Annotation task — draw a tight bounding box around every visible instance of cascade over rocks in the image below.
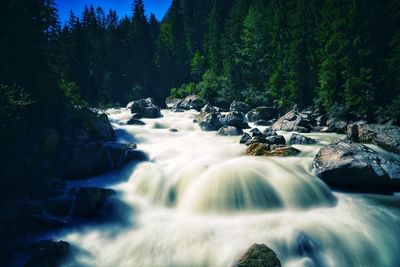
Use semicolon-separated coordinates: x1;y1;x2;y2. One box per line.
230;100;251;113
130;98;161;118
289;133;318;145
232;244;281;267
271;110;314;132
312;140;400;193
347;123;400;153
246;106;278;122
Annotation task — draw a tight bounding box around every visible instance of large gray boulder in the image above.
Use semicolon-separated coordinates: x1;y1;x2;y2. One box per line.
197;112;222;131
271;110;313;132
230;100;251;113
219;111;250;129
312;140;400;193
289;133;318;145
180;95;205;111
246;106;278;122
347;123;400;154
217;126;243;136
130;98;161;118
231;244;281;267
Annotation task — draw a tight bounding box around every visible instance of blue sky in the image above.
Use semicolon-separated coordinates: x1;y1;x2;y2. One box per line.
56;0;172;24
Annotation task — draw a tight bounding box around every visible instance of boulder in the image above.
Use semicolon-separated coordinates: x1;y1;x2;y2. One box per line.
266;135;286;145
72;187;116;217
232;244;281;267
240;133;251;144
127;118;145;125
325;118;347;133
249;128;265;137
201;104;221;113
247;143;300;157
263;128;278;137
217;126;243;136
219;111;250;129
246;106;278;122
347;123;400;154
131;113;142;119
130;98;161;118
165;97;182;110
197;112;222;131
245;136;269;146
230;100;251;113
180;95;205;111
254;119;271;126
25;240;72;267
271;110;313;132
312;140;400;193
289;133;318;145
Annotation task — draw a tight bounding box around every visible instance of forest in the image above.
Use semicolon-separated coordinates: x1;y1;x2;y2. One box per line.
2;1;400;266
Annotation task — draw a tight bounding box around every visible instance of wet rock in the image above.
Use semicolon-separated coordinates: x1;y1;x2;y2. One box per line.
325;118;347;134
272;110;313;132
263;128;278;137
246;106;278;122
312;140;400;193
240;133;251;144
131;113;142;119
219;111;250;129
217;126;244;136
266;135;286;145
180;95;205;111
198;112;222;131
230;100;251;113
289;133;318;145
201;104;221;113
165;97;182;110
127;117;145;125
43;198;73;217
130;98;161;118
249;128;265;137
347;123;400;154
25;240;72;267
254;119;271;126
245;136;269;146
247;143;300;157
72;187;116;217
316;114;328;127
169;128;179;132
103;142;141;168
232;243;281;267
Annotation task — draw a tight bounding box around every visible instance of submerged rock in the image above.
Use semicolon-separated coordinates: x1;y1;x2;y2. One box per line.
289;133;318;145
347;123;400;154
25;240;72;267
312;140;400;193
271;110;313;132
130;98;161;118
240;133;251;144
217;126;243;136
254;119;271;126
232;244;281;267
127;117;145;125
247;143;300;157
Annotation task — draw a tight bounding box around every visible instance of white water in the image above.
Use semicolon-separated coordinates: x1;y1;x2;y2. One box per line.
58;109;400;267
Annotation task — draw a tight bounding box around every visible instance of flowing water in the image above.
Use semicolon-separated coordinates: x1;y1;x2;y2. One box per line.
55;109;399;267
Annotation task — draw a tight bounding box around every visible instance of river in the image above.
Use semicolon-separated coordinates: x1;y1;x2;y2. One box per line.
53;109;400;267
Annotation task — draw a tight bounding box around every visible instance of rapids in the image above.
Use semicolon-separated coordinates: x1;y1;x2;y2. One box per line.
55;109;400;267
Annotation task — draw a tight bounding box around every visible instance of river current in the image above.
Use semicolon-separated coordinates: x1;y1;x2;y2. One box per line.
54;109;400;267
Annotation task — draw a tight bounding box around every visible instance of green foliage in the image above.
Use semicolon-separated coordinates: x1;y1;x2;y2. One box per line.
60;79;87;107
197;70;230;102
191;50;206;82
170;83;198;99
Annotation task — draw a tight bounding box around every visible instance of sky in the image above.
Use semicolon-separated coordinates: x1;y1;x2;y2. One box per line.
56;0;172;24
